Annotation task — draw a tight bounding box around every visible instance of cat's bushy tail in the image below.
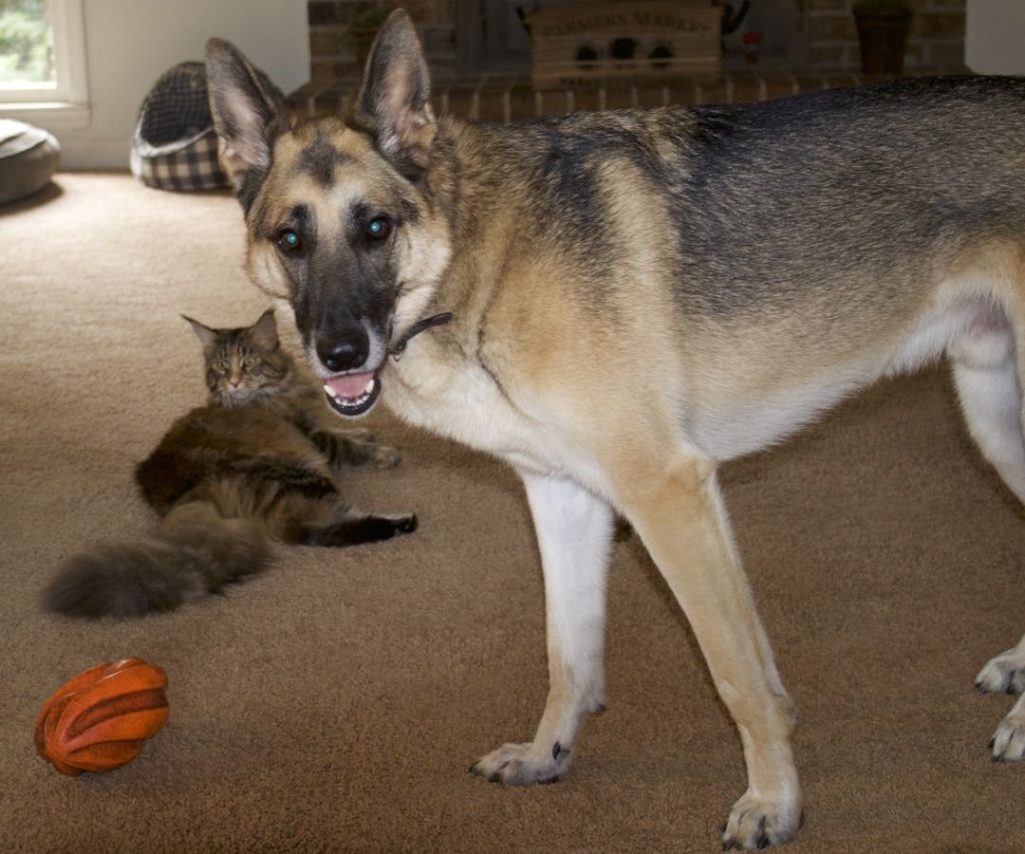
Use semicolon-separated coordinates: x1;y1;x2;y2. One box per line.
43;501;271;618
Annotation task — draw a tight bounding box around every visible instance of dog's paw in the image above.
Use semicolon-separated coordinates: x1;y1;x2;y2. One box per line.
976;651;1025;695
990;717;1025;762
721;790;802;850
990;699;1025;762
470;741;571;785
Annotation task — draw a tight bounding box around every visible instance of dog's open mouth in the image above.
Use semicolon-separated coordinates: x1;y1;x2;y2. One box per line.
324;371;381;417
319;312;452;419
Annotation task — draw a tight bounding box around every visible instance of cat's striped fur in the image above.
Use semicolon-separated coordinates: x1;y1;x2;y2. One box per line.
44;309;414;618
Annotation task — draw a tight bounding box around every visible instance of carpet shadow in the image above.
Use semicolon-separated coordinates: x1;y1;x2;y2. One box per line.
0;180;63;217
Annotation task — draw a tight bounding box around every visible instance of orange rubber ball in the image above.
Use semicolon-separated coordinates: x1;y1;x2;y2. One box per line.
35;657;169;775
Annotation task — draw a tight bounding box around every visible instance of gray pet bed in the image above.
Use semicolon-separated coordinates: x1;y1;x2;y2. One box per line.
0;119;60;205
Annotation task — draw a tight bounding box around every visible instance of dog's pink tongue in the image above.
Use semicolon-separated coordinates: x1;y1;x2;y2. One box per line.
325;372;374;399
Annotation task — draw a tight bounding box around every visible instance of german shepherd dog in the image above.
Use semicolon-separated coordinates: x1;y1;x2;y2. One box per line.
206;11;1025;847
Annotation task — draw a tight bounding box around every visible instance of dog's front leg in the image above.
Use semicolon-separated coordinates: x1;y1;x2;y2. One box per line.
620;454;801;849
471;470;613;785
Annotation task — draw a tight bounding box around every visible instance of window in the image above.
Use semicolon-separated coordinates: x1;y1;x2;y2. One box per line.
0;0;88;126
0;0;54;88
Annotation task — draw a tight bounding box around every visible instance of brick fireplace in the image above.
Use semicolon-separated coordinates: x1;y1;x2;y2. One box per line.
294;0;966;119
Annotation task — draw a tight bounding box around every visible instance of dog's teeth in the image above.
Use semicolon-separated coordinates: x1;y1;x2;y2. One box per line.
366;378;375;395
324;384;339;400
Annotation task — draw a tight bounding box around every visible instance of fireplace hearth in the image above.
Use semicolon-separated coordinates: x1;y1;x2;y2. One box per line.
295;0;966;120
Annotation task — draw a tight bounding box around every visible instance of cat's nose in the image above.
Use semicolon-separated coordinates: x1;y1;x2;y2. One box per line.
317;329;369;373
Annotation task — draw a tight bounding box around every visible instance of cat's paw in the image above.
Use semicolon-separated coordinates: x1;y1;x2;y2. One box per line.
370;444;402;468
347;427;375;439
392;514;417;534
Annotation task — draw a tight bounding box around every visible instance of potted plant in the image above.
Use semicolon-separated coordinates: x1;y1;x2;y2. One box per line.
349;1;395;72
852;0;914;76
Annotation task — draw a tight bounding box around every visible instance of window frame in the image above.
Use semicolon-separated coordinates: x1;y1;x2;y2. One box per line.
0;0;89;128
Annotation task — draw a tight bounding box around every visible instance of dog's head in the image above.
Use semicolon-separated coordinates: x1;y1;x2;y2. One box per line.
206;11;450;417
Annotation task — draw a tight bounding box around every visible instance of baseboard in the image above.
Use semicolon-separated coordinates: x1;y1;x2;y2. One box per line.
57;138;132;170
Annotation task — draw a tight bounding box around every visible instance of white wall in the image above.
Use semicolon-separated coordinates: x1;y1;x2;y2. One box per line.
966;0;1025;75
57;0;309;169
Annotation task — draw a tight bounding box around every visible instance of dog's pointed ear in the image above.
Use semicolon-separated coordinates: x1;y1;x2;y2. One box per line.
205;38;288;197
356;10;436;179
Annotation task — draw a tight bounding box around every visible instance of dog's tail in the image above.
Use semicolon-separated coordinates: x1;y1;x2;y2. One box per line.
43;500;271;618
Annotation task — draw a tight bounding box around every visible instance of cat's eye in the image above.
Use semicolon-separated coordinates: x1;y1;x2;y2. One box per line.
242;356;257;368
276;228;303;254
366;216;392;242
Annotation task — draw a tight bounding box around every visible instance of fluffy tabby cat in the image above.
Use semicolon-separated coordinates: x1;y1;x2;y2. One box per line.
45;309;416;618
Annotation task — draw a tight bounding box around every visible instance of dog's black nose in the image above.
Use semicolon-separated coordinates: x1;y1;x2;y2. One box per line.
317;330;369;372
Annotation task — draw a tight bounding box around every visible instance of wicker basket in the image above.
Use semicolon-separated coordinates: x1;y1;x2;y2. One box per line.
130;60;282;192
130;62;228;191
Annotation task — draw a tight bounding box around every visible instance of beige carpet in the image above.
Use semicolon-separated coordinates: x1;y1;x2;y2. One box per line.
2;173;1025;852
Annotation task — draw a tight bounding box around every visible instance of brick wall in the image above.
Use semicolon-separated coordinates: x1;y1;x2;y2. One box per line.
307;1;457;82
807;0;965;71
305;1;966;86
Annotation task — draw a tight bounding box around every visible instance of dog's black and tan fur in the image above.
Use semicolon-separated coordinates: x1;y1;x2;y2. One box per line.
206;12;1025;847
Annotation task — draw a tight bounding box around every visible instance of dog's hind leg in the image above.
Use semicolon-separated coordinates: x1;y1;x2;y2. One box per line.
952;285;1025;759
949;304;1025;502
471;471;613;785
618;453;800;850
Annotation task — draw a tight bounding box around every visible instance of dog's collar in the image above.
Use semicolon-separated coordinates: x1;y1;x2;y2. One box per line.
389;311;453;361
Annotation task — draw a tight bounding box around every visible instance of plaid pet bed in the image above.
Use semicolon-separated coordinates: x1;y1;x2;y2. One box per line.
130;61;229;191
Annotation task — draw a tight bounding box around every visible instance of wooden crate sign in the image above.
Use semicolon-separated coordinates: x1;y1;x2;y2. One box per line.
527;2;722;88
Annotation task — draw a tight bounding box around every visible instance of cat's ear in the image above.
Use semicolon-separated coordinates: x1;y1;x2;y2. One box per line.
250;308;279;350
183;315;218;351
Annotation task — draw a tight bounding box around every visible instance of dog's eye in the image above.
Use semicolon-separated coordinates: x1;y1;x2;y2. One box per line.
276;229;303;254
366;216;392;241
